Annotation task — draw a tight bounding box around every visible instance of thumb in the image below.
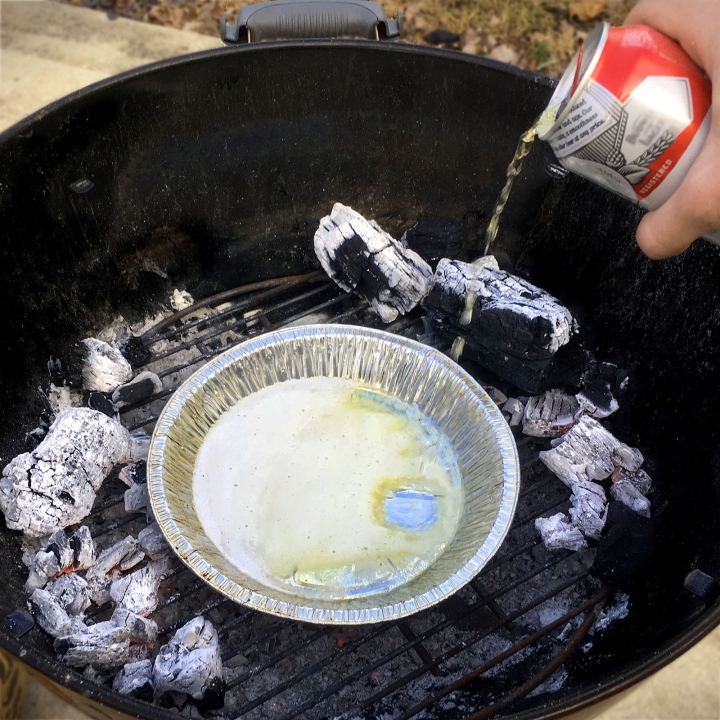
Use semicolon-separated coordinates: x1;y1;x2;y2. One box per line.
635;131;720;259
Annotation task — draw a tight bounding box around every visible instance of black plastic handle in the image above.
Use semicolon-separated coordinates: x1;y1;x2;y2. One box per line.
220;0;403;43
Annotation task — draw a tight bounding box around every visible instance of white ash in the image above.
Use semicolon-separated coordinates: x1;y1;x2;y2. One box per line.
112;606;158;645
81;338;133;394
138;523;170;560
55;620;131;671
314;203;434;323
568;481;607;540
523;390;580;438
110;557;168;616
539;416;621;488
45;574;90;616
422;258;577;393
70;526;96;570
502;397;525;427
153;616;223;701
534;513;587;551
611;480;651;517
171;289;194;311
48;384;83;416
576;390;619;419
119;549;146;572
612;444;644;472
612;466;652;495
592;593;630;633
125;482;150;514
528;667;569;698
31;588;77;638
113;659;154;699
87;570;122;607
0;408;132;536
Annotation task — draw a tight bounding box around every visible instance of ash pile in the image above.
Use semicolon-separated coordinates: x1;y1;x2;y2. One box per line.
0;201;652;716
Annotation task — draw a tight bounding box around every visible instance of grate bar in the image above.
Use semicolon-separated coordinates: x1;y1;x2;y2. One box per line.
394;588;607;720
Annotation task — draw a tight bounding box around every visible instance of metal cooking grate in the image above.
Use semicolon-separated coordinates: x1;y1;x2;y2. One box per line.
83;272;607;720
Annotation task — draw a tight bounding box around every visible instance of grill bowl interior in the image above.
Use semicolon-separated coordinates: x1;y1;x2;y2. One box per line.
148;325;520;624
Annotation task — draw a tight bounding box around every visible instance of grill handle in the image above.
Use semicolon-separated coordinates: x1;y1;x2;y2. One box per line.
220;0;403;43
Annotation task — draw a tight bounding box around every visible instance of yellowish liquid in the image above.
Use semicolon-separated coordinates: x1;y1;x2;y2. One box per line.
193;377;463;599
451;108;556;363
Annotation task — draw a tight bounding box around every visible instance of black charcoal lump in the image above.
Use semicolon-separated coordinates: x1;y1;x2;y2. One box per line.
314;203;434;323
0;408;132;536
154;617;223;703
422;257;578;393
112;372;163;408
400;217;467;268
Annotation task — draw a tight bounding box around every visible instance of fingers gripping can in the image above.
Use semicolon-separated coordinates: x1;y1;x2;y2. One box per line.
537;23;712;212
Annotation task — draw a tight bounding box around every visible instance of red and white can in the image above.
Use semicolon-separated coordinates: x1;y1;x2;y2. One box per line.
537;22;712;212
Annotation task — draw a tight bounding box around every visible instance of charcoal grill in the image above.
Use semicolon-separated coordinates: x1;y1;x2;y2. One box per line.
0;37;719;720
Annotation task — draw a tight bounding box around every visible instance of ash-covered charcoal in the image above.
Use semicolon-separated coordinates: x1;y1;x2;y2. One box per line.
522;390;580;438
81;338;133;393
502;397;525;427
110;558;168;616
47;383;83;416
127;644;149;663
578;360;625;419
25;529;76;593
25;549;61;593
46;574;90;616
576;388;619;419
125;483;150;514
0;408;132;536
612;444;644;472
86;536;140;605
314;203;434;323
154;616;223;703
113;659;154;700
610;479;651;517
31;588;76;638
55;620;131;671
535;513;587;551
112;372;163;408
400;217;467;267
112;607;158;645
612;466;652;495
539;416;621;488
568;481;607;540
422;258;578;393
138;523;170;560
70;526;96;570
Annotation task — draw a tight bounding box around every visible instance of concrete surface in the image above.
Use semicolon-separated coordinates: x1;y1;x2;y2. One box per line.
0;2;719;719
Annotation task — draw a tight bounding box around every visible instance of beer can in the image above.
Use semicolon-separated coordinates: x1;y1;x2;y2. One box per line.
537;22;712;213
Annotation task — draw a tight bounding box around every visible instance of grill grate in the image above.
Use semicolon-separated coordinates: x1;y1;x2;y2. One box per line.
81;272;606;720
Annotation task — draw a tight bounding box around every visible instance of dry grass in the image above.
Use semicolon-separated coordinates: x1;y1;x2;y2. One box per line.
67;0;637;77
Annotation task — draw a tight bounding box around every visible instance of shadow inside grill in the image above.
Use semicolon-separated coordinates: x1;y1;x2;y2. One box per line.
81;271;607;720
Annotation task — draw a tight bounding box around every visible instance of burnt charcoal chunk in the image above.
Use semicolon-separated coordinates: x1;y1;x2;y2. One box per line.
120;460;147;486
88;392;117;417
314;204;434;323
113;377;155;406
423;258;578;393
401;217;467;267
81;339;132;393
118;336;152;368
113;659;154;700
55;620;130;671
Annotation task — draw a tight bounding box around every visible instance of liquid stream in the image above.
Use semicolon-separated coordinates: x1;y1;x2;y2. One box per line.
450;109;555;363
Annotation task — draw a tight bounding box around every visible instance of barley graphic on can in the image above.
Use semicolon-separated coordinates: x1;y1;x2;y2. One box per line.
537;22;713;212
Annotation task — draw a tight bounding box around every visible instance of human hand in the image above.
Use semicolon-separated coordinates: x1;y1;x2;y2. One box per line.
624;0;720;258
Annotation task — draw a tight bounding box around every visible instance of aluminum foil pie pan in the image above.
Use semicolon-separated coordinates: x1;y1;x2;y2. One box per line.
148;325;520;624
